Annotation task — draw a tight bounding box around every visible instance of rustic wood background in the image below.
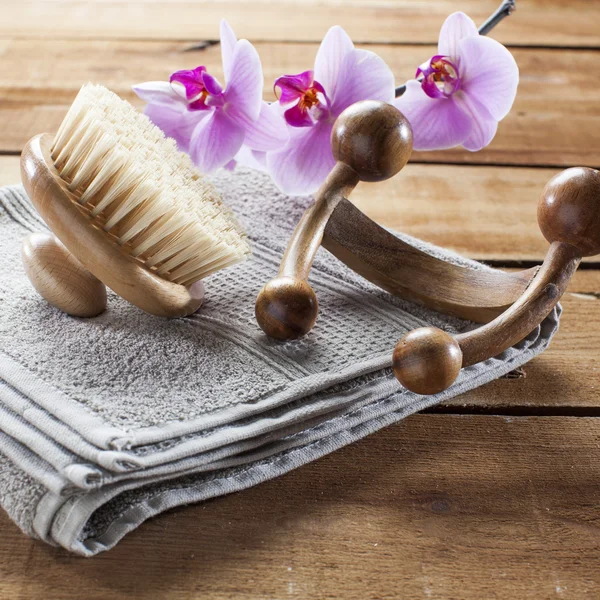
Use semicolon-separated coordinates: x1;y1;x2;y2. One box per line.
1;1;599;598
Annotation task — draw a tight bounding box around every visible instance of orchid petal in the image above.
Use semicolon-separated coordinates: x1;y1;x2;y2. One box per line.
314;26;355;104
189;110;245;173
416;56;437;79
144;103;206;153
205;96;225;109
235;146;269;172
224;39;263;121
438;12;479;58
202;71;224;96
229;102;289;151
266;121;336;195
421;74;447;99
132;81;182;105
169;66;207;100
188;97;210;111
418;56;461;98
284;103;314;127
457;35;519;121
453;92;498;151
330;48;395;115
220;19;238;81
394;80;472;151
274;70;314;104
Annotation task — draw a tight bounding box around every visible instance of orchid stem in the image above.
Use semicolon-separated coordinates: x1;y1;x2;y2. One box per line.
478;0;516;35
394;0;516;98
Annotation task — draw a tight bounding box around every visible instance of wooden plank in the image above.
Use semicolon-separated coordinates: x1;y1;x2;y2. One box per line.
353;164;552;261
0;156;20;183
1;156;599;410
1;414;600;599
0;39;598;168
2;0;599;48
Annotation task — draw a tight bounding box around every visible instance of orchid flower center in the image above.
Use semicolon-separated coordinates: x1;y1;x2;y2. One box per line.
170;66;225;111
417;55;461;99
298;86;321;112
274;70;331;128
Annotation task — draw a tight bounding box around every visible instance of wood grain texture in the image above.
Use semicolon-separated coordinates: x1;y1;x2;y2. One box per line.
2;0;599;47
331;100;413;183
0;39;599;168
393;327;463;395
1;414;600;599
394;239;585;395
21;232;107;317
538;167;600;256
323;199;539;323
352;166;570;262
456;243;580;367
255;275;319;340
443;163;600;382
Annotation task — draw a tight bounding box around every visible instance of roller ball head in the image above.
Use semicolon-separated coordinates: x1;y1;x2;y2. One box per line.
392;327;463;395
331;100;413;182
255;276;319;341
538;166;600;257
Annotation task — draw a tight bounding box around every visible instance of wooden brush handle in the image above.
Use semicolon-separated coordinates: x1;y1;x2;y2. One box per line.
393;167;600;395
20;134;204;318
256;100;413;340
22;232;107;317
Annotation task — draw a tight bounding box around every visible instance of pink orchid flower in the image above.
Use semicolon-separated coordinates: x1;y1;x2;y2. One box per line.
133;20;288;173
394;12;518;152
266;26;395;195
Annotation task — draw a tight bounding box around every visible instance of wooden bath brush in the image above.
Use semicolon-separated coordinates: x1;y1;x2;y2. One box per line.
256;100;600;395
21;84;250;318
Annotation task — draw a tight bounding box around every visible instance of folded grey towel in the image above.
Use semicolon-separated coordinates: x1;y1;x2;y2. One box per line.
0;169;559;555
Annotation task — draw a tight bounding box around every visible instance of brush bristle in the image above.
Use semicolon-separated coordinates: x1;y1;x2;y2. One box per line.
50;83;250;286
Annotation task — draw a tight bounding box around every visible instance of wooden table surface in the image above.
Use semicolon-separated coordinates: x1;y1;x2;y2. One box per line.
1;1;600;598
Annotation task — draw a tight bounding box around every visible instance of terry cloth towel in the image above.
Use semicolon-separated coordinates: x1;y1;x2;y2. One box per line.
0;168;560;556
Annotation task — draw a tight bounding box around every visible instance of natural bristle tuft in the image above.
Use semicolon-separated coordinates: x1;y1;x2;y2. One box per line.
50;83;250;286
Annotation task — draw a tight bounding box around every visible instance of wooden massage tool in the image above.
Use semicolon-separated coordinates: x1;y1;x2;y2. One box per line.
255;100;600;395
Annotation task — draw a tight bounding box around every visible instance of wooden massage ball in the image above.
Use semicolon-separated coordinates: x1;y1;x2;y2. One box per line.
537;167;600;257
256;101;413;340
255;276;319;341
392;327;463;396
330;99;413;182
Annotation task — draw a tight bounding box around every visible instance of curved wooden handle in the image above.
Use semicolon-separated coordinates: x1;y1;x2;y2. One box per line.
393;167;600;395
20;134;205;318
322;199;539;324
256;100;413;340
22;232;107;317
